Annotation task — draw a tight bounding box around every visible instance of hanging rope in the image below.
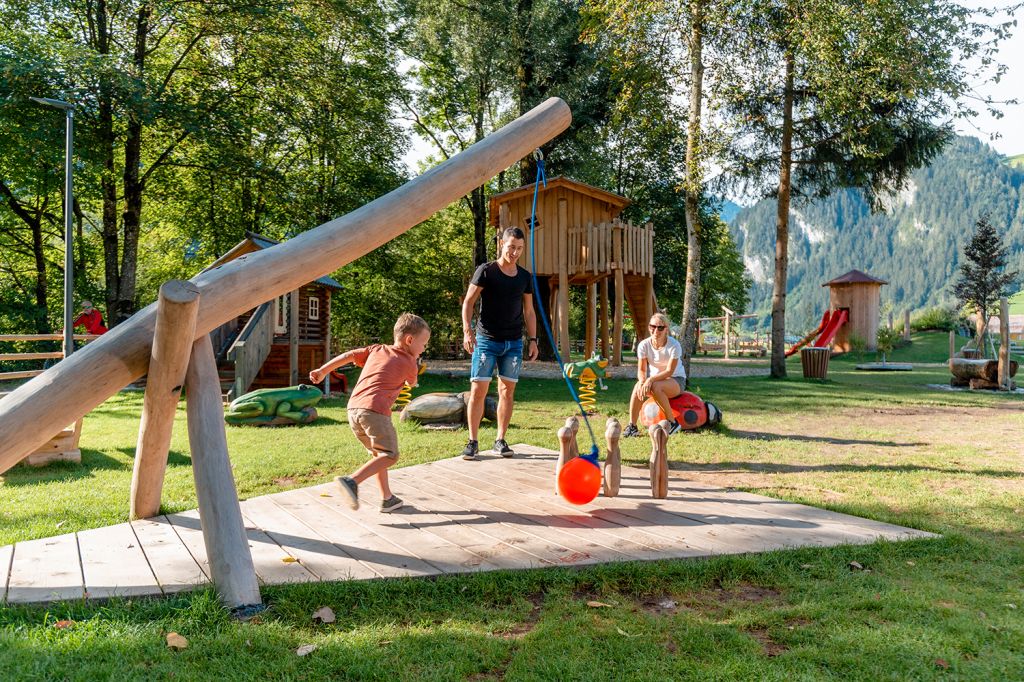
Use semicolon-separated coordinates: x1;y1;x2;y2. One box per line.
527;150;600;462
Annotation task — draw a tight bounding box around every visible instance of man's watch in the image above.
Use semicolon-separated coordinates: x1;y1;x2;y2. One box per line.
527;337;538;343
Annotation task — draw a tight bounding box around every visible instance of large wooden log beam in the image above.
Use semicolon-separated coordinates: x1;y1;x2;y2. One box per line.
949;357;1018;383
186;335;262;609
130;281;201;520
0;98;572;474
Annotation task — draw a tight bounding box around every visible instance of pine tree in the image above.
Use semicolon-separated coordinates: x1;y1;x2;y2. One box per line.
952;217;1019;350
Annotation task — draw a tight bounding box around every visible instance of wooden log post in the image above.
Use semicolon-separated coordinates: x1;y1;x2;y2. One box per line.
130;281;201;520
185;335;262;610
0;97;572;474
289;289;300;386
949;330;955;363
585;283;597;358
603;417;621;497
557;199;571;360
612;222;624;366
599;278;610;359
555;416;580;494
648;420;668;499
999;297;1010;391
903;310;911;342
723;308;732;360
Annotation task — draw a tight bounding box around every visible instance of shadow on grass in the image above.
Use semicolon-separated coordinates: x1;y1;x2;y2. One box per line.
1;449;126;486
724;429;927;447
668;460;1024;479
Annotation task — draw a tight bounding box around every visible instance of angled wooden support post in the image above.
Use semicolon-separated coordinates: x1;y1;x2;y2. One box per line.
603;417;621;497
186;335;262;610
130;280;201;520
648;420;668;499
555;416;580;494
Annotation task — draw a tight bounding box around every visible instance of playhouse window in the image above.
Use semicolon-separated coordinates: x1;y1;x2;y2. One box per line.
308;296;319;320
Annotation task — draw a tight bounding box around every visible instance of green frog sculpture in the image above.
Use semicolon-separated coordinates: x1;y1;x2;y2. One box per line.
224;384;323;426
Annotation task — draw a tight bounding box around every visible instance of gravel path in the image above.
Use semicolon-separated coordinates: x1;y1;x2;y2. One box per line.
423;358;770;380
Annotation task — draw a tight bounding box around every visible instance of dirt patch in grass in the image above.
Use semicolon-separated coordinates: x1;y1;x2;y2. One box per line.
747;628;788;657
492;592;544;640
645;583;782;619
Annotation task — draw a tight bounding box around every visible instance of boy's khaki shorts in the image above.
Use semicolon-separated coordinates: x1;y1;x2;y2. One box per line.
347;408;399;459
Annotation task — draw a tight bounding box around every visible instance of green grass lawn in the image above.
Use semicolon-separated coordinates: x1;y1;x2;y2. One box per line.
2;348;1023;680
1010;290;1024;316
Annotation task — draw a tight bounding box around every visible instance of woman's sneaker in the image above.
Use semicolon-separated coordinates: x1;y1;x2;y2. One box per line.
622;422;641;438
380;495;404;513
493;438;514;458
335;476;359;510
666;420;683;436
461;439;479;461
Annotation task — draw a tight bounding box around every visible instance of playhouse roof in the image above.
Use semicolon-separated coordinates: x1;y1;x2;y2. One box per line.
488;176;630;226
209;232;343;290
822;269;888;287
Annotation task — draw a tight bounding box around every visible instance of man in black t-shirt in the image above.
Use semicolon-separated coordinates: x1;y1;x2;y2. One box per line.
459;227;539;460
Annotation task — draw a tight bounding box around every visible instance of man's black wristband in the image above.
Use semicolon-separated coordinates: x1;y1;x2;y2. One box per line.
527;337;538;343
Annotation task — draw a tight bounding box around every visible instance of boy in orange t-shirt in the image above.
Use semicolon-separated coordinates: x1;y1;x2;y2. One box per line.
310;313;429;513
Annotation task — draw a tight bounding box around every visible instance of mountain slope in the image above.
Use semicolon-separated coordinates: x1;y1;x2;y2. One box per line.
730;136;1024;333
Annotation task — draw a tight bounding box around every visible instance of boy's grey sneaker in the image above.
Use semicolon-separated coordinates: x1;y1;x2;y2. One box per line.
666;420;683;436
380;495;404;513
493;438;514;458
622;423;641;438
461;439;479;461
335;475;359;510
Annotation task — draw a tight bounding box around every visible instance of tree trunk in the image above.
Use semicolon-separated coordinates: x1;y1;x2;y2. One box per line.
96;0;121;325
679;1;705;376
516;0;537;185
115;3;152;325
471;95;488;266
29;212;49;334
770;50;795;379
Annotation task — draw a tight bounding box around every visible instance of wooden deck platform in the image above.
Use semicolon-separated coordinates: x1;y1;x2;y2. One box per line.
0;445;937;604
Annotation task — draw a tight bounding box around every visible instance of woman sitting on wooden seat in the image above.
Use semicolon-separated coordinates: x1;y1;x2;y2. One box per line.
622;312;687;437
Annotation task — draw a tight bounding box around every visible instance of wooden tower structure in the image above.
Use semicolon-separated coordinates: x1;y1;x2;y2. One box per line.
823;269;887;352
489;177;656;365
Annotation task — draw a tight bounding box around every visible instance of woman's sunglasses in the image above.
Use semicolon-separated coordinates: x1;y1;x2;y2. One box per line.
649;324;666;331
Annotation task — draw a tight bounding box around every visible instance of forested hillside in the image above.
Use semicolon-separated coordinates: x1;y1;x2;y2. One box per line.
730;136;1024;333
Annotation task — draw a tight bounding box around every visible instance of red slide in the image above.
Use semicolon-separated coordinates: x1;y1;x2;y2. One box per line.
813;308;848;347
785;310;831;357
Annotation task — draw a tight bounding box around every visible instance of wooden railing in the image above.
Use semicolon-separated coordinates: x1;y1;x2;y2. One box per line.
226;302;274;401
0;334;101;381
566;219;654;278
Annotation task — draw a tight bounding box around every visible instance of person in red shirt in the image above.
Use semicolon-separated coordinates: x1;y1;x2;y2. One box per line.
72;300;108;335
309;313;430;513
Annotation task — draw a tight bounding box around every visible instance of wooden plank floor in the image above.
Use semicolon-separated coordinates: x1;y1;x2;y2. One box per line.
0;445;937;605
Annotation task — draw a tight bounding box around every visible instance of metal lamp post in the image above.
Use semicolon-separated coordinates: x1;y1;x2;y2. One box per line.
30;97;76;358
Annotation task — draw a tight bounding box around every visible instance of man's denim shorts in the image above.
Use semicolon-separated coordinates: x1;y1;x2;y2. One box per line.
470;336;523;382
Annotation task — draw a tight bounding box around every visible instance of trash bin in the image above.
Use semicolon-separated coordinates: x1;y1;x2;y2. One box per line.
800;347;831;379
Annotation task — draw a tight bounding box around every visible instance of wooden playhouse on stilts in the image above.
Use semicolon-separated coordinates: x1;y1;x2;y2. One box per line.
489;177;656;365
